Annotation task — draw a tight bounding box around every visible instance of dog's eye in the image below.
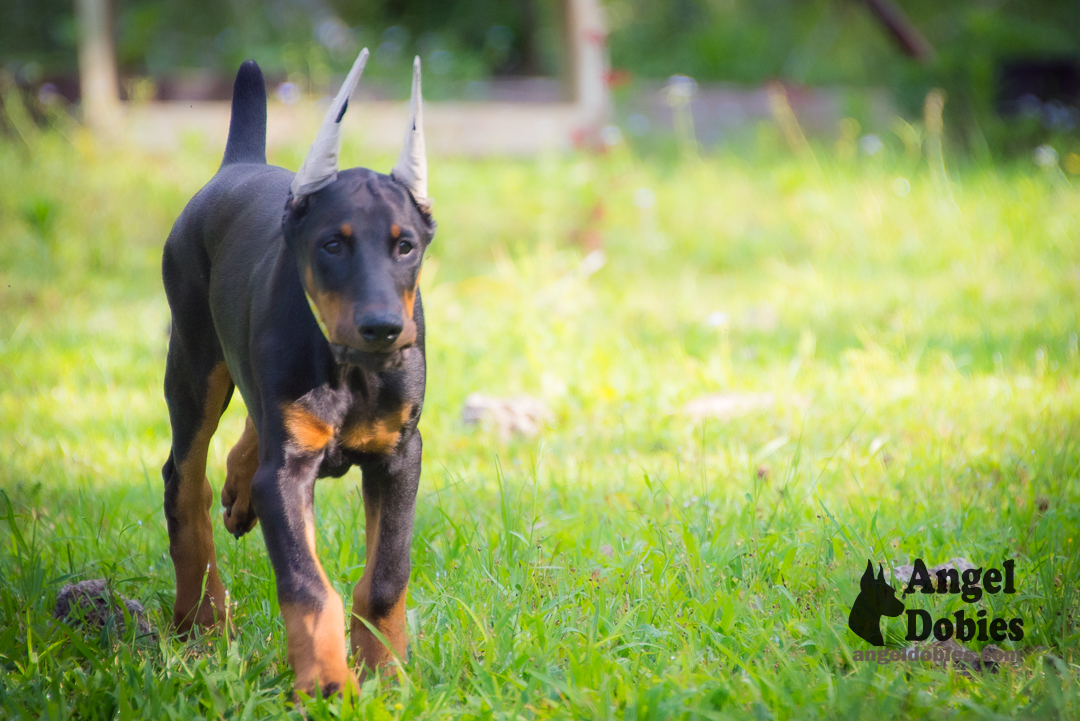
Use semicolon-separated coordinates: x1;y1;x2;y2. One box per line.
323;240;343;255
397;240;414;256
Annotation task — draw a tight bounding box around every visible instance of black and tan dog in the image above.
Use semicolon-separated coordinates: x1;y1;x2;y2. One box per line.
160;49;433;696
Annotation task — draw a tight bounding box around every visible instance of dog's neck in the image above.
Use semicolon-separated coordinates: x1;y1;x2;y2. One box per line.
337;362;375;396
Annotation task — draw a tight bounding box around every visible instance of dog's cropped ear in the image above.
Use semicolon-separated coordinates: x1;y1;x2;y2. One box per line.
290;48;369;200
860;559;875;590
391;57;431;215
877;564;887;584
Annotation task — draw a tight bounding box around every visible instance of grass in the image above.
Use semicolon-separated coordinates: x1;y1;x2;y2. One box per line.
1;114;1079;719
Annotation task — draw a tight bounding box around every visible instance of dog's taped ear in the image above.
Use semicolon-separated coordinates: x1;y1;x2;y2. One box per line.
290;48;370;200
391;57;431;214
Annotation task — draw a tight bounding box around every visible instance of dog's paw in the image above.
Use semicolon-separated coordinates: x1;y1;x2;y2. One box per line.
221;485;258;538
173;595;224;637
292;671;360;703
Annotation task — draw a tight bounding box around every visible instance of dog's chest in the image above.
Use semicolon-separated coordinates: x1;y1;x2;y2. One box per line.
284;380;415;474
312;402;413;477
336;403;413;455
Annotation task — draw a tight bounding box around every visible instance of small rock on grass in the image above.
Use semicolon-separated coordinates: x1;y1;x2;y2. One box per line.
682;393;775;421
935;639;1047;675
887;639;1047;676
462;393;551;439
927;639;988;674
891;557;976;586
54;579;154;638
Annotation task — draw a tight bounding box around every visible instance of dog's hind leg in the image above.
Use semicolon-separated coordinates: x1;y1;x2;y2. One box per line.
222;415;259;538
162;268;233;634
350;430;421;676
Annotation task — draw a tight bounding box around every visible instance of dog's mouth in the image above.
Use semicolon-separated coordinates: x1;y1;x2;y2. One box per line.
331;343;412;372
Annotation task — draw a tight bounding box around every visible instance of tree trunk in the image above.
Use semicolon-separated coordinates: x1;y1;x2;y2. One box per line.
75;0;121;131
564;0;610;136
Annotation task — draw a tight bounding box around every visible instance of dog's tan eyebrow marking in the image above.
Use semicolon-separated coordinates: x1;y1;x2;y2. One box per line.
390;224;401;239
340;223;353;237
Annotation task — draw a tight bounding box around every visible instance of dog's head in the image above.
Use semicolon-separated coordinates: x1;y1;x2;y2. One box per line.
859;559;905;618
283;50;435;372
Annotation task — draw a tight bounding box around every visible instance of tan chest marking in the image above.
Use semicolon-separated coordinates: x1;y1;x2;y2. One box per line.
340;404;413;454
282;403;334;453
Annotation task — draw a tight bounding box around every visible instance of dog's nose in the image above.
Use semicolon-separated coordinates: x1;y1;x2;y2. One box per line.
357;312;403;345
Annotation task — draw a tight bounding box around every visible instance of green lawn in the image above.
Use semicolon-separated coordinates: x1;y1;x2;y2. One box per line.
1;121;1078;719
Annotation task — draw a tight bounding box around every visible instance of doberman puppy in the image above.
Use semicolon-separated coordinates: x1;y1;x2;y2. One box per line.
160;49;434;696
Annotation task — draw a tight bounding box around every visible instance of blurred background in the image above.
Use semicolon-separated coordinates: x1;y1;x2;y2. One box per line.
2;0;1079;158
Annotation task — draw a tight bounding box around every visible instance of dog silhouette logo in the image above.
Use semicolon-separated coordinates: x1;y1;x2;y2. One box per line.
848;560;906;646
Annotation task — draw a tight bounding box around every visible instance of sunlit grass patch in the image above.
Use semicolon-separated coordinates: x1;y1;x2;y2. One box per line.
1;126;1078;719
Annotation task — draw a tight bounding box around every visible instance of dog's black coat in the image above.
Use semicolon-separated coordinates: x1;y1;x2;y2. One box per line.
161;60;433;693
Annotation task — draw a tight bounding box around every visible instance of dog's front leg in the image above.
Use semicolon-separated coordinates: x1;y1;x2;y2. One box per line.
250;447;357;697
351;429;421;676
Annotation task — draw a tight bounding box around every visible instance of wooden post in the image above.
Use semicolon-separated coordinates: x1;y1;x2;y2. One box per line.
565;0;611;141
75;0;121;131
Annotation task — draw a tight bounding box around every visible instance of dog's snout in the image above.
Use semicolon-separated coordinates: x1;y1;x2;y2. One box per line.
357;312;404;345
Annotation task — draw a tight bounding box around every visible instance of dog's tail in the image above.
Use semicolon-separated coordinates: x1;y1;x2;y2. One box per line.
222;60;267;166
